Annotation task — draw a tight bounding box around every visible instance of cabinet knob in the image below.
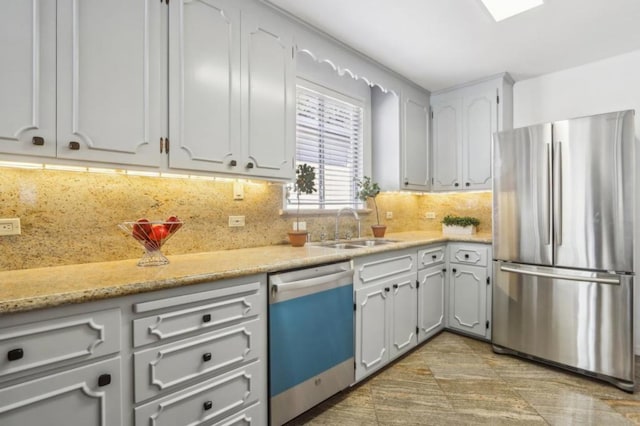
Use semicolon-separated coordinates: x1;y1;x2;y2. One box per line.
404;179;409;186
7;348;23;361
431;254;437;260
442;268;447;273
97;374;111;387
32;136;45;146
203;401;213;411
465;182;470;187
69;141;80;150
202;314;211;323
202;352;212;362
229;160;237;167
393;284;399;289
464;254;469;259
454;182;459;187
246;162;254;169
384;287;390;292
452;268;457;273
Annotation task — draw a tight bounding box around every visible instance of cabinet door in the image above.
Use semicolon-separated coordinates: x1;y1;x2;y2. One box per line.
462;89;497;190
168;0;241;173
56;0;162;166
0;0;56;157
240;12;295;180
389;273;417;359
355;282;390;381
417;265;446;343
448;264;487;338
431;98;461;190
401;87;430;191
0;357;120;426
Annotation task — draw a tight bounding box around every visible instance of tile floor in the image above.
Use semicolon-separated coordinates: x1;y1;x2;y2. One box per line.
289;332;640;425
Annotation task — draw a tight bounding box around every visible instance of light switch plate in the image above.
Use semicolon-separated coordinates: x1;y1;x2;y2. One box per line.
425;212;436;219
228;216;245;227
0;218;21;236
386;211;393;219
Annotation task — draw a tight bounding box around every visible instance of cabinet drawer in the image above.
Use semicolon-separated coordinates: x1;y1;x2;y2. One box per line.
0;308;120;379
0;356;121;426
134;318;263;402
449;244;488;267
354;250;417;288
212;402;263;426
133;285;262;347
135;361;262;426
418;246;446;268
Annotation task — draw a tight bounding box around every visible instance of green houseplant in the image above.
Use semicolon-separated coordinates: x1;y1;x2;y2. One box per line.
288;164;317;247
357;176;386;238
441;215;480;235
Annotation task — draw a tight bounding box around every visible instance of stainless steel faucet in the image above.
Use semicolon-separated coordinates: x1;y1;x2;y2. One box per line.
335;207;361;240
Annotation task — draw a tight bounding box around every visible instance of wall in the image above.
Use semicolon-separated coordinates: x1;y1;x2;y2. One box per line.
513;48;640;353
0;167;492;271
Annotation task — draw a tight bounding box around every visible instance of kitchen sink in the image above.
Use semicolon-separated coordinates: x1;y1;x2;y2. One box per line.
316;242;362;250
349;239;398;247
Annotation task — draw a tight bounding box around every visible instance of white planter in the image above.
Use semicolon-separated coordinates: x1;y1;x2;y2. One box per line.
442;224;477;235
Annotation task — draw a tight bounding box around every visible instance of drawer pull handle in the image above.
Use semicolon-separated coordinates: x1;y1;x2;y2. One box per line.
97;374;111;387
202;352;212;362
393;284;399;289
203;401;213;411
202;314;211;323
464;254;470;259
7;348;23;361
69;141;80;150
32;136;45;146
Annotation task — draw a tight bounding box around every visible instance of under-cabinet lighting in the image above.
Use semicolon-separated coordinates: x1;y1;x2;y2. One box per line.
44;164;88;172
480;0;543;21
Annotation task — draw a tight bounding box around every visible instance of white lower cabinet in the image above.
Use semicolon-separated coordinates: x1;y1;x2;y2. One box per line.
0;356;121;426
447;243;492;339
0;274;267;426
354;250;418;382
417;264;447;343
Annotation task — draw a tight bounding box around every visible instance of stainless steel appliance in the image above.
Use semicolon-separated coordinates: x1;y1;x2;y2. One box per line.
492;110;636;391
269;262;354;425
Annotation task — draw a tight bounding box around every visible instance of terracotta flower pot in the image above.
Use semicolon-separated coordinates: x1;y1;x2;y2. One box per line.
288;231;308;247
371;225;387;238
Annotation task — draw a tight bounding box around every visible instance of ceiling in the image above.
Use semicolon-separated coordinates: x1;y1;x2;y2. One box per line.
266;0;640;92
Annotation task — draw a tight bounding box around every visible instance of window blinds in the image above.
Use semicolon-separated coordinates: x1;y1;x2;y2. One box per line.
294;85;364;209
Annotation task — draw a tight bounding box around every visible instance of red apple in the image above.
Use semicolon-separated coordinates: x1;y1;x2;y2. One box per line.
132;218;152;242
165;215;183;234
150;224;169;242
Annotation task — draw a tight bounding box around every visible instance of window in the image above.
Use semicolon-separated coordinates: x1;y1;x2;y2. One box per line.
289;82;364;210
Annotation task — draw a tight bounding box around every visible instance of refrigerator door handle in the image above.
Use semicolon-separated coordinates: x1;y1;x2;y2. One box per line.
554;141;563;246
545;143;552;245
500;265;619;285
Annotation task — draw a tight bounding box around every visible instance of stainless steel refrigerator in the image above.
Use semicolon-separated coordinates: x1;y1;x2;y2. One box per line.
492;109;636;391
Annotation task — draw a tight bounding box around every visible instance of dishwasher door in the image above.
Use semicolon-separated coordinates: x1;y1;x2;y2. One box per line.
269;261;354;426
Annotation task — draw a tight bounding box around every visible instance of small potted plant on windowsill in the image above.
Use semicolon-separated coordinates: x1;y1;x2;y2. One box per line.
288;164;317;247
442;215;480;235
357;176;386;238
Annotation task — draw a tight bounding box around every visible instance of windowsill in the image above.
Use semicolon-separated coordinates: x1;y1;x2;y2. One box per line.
279;208;372;217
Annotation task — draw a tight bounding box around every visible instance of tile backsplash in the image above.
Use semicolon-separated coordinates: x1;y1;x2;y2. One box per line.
0;168;492;271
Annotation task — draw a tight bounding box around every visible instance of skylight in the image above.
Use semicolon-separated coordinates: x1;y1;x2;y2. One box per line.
480;0;544;21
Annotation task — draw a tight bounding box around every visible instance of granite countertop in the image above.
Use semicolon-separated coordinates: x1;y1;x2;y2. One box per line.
0;231;491;314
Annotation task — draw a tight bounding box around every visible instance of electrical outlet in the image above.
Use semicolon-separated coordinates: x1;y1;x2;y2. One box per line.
233;182;244;200
293;221;306;231
425;212;436;219
228;216;245;227
386;211;393;219
0;218;21;236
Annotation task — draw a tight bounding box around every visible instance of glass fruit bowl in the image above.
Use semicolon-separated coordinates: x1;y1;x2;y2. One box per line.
119;218;183;266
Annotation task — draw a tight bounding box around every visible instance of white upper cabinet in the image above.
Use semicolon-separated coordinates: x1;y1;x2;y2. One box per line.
431;74;513;191
168;0;241;173
0;0;56;157
401;85;430;191
168;2;294;180
372;83;431;192
56;0;162;167
241;11;295;180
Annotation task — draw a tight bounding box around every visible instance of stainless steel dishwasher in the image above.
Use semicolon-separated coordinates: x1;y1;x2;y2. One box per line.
269;261;354;426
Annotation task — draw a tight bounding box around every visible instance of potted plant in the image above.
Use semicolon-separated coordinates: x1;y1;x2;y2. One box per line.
288;164;317;247
357;176;386;238
442;215;480;235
